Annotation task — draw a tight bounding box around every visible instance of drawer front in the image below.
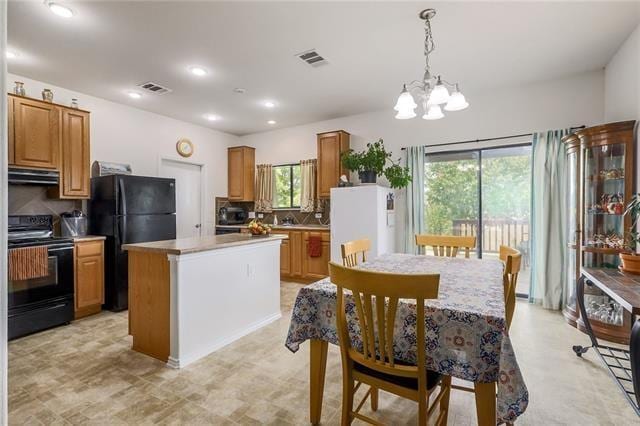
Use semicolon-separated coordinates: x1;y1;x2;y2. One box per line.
76;240;103;257
304;231;330;242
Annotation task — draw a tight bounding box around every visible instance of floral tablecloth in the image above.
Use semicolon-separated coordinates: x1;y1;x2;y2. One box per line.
285;253;528;423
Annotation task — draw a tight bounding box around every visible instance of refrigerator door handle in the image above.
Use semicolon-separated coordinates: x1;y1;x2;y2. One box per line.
118;219;127;246
118;178;127;215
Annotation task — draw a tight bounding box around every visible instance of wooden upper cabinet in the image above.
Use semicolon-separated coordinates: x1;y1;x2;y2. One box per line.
11;95;61;169
55;109;91;198
228;146;255;201
317;130;350;198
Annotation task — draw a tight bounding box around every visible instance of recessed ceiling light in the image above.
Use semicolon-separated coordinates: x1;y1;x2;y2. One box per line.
6;50;18;59
264;101;276;108
189;66;208;77
204;114;219;121
128;92;142;99
47;2;74;18
267;120;276;125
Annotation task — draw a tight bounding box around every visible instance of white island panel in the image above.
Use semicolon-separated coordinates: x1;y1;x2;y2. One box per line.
167;239;282;368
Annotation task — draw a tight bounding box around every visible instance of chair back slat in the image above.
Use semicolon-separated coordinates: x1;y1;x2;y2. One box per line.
375;296;387;364
330;262;440;380
341;238;371;267
363;294;377;362
385;298;398;368
416;234;476;259
352;292;371;358
499;245;522;329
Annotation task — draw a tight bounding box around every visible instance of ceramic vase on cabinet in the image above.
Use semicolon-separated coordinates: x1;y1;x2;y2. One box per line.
42;89;54;103
13;81;25;97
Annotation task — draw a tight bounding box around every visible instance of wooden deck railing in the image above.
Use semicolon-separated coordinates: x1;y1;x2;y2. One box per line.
452;219;529;253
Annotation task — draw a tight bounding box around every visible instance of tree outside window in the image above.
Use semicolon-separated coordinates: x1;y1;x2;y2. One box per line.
273;164;301;209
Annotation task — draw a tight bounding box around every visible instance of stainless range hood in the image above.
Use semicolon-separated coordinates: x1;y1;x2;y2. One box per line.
8;168;60;185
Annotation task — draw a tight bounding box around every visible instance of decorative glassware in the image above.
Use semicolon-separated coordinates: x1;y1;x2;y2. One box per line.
70;98;79;109
42;89;54;103
13;81;25;97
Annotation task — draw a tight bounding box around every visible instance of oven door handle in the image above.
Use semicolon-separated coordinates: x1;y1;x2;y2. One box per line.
47;246;73;252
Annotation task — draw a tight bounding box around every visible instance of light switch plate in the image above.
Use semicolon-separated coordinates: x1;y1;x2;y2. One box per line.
314;213;322;219
248;211;256;219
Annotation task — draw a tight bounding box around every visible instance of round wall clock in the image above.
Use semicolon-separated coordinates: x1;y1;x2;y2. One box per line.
176;138;194;157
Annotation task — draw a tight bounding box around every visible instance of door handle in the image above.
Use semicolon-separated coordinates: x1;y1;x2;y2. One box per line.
195;224;201;228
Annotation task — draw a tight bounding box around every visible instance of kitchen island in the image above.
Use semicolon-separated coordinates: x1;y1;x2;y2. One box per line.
122;233;286;368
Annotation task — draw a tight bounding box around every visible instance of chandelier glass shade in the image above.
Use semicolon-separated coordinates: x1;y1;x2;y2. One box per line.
394;9;469;120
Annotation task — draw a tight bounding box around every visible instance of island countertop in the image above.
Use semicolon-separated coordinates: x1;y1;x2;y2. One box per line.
122;233;287;255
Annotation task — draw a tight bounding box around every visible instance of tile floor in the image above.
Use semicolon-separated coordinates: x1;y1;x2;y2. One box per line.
8;281;639;425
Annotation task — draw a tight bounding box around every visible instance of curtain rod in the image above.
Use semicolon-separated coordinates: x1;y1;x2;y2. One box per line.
400;125;586;150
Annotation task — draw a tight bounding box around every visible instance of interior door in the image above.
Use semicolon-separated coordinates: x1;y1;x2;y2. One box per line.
160;159;203;238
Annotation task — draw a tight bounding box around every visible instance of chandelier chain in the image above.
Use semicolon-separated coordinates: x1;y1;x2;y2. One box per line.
423;15;435;73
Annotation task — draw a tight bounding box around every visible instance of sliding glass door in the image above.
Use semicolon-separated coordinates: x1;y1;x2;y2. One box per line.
425;151;479;258
481;146;532;295
425;144;532;296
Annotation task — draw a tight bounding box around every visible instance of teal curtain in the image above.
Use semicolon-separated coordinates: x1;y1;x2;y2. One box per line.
404;146;426;254
530;129;570;309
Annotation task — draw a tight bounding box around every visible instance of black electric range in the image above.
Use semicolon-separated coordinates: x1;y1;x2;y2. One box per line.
8;215;75;340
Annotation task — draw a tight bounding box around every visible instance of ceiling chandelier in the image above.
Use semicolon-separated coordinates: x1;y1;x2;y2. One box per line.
394;9;469;120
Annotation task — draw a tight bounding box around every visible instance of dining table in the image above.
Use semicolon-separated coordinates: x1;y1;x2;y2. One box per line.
285;253;528;425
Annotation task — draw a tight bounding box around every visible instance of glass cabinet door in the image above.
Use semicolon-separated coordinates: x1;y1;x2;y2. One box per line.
564;150;578;310
582;142;626;262
581;141;626;326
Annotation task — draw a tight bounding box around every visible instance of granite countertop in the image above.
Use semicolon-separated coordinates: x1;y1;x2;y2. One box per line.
122;233;287;255
71;235;106;242
216;224;330;231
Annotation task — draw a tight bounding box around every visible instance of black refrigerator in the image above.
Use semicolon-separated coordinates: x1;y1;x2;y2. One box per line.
88;175;176;311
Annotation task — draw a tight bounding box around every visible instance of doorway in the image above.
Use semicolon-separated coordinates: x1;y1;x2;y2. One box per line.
159;159;204;239
424;144;532;296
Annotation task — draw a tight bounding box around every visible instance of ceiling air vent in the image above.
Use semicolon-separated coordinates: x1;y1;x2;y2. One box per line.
295;49;328;68
137;81;172;95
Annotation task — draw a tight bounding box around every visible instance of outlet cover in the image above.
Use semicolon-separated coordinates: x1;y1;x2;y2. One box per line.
248;211;256;219
314;213;322;219
257;213;264;219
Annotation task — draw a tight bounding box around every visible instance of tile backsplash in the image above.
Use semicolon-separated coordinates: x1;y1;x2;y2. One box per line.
9;185;83;233
215;197;330;226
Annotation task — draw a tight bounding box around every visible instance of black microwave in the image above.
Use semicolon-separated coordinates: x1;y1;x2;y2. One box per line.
218;207;247;225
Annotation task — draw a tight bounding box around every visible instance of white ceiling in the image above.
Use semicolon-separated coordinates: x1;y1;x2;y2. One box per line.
7;1;640;136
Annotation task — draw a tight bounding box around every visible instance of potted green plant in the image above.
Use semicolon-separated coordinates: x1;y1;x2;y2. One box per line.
620;193;640;274
341;139;412;189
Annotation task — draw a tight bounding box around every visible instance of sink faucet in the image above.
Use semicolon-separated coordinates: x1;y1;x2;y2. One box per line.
282;214;296;225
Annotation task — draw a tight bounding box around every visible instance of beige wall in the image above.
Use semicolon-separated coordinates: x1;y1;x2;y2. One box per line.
604;23;640;122
239;70;606;248
7;74;240;234
241;70;605;167
604;22;640;190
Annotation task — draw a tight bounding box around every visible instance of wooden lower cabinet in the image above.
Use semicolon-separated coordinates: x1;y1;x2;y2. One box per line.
275;229;330;282
302;231;331;281
74;240;105;319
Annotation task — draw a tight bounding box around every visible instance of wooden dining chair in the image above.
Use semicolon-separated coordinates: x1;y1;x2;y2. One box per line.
499;245;522;330
329;262;451;426
415;234;477;258
341;238;371;267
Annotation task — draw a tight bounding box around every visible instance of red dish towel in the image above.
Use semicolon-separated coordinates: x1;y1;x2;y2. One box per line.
308;235;323;258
